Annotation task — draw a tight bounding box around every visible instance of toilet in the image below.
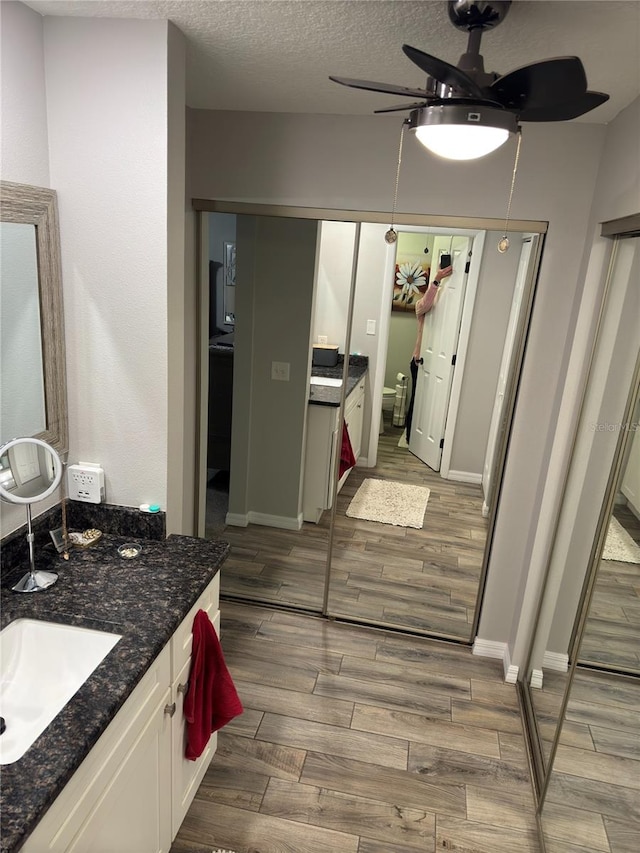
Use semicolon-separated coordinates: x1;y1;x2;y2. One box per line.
380;386;396;433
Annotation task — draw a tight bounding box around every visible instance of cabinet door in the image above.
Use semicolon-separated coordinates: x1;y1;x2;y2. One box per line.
171;610;221;839
345;385;365;461
67;689;172;853
23;648;171;853
303;405;339;522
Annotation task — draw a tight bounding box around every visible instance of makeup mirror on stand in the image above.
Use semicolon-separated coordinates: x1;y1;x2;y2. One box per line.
0;436;63;592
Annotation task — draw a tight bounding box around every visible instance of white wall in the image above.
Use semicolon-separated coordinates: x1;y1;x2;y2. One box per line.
0;1;49;188
44;16;171;513
0;1;55;536
311;220;355;349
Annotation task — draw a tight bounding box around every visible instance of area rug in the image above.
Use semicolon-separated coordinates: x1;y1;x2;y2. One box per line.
602;516;640;563
346;478;430;528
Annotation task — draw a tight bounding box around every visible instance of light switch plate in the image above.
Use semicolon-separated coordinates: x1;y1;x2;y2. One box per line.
366;319;376;335
271;361;290;381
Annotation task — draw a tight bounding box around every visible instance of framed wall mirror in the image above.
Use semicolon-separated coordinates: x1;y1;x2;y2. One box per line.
0;181;68;455
195;201;546;644
519;226;639;851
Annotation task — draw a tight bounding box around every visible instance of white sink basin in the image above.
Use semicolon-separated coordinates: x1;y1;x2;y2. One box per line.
0;619;121;765
310;376;343;387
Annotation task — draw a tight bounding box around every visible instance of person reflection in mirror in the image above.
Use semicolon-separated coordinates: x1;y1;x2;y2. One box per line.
405;264;453;442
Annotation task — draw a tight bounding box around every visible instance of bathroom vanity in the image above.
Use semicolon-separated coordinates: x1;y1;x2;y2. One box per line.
302;357;368;523
0;534;229;853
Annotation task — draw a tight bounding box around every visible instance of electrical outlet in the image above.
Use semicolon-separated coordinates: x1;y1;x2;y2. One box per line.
67;462;105;504
317;335;328;344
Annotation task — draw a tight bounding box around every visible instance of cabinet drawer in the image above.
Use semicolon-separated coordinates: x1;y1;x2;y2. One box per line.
171;573;220;679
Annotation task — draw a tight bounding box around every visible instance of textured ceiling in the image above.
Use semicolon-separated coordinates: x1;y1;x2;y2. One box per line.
24;1;640;123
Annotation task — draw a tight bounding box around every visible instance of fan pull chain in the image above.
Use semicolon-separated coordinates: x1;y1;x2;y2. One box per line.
385;120;408;244
498;130;523;254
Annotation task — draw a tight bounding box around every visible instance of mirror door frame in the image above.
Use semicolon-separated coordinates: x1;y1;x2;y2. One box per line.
193;200;547;642
518;219;640;811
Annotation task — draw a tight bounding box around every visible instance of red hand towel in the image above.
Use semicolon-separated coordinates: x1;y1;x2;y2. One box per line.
339;421;356;478
183;609;243;761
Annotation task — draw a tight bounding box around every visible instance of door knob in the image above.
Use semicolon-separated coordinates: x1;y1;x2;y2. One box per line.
418;357;424;365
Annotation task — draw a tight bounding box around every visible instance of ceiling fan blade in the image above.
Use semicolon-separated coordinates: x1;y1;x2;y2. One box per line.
490;57;587;112
402;44;486;99
374;101;429;114
519;91;610;122
329;75;431;100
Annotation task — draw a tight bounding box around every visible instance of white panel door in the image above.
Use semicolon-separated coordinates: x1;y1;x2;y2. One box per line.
410;237;471;471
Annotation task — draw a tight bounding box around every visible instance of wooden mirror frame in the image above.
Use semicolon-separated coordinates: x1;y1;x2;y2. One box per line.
0;181;68;455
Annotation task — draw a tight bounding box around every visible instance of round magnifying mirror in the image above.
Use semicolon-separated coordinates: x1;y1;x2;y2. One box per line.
0;436;62;504
0;437;63;593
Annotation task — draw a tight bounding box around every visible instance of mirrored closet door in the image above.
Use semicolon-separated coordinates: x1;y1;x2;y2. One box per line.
519;227;639;852
198;202;545;643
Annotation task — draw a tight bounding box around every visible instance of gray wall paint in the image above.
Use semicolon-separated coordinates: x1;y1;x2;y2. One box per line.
188;107;606;646
230;215;318;524
449;233;522;476
505;96;640;670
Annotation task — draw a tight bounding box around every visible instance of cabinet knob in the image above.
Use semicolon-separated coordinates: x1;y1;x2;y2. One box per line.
164;702;176;717
177;682;189;695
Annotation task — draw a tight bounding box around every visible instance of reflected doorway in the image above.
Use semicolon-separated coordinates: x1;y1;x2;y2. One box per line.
197;205;544;643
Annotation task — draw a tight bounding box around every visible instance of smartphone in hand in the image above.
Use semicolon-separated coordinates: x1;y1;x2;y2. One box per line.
440;253;451;269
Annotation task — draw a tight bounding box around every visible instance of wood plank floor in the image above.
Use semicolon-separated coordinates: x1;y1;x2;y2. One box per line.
531;507;640;853
542;669;640;853
171;600;540;853
579;505;640;674
206;421;489;642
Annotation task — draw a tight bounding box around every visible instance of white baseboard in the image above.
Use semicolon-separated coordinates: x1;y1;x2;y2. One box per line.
543;651;569;672
473;638;519;683
530;668;544;689
225;512;248;527
447;470;483;484
225;510;303;530
248;511;303;530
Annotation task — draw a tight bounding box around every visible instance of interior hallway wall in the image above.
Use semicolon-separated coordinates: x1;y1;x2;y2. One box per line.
188;107;605;648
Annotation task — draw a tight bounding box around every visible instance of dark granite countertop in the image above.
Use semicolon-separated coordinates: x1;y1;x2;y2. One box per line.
0;533;229;853
309;354;368;407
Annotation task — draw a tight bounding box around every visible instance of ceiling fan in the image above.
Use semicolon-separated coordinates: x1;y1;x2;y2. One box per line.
330;0;609;160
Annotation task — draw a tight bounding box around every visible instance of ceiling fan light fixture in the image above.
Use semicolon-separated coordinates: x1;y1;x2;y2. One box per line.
410;104;519;160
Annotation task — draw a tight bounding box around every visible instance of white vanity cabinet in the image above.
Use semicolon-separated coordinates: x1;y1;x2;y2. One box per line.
23;573;221;853
303;376;366;523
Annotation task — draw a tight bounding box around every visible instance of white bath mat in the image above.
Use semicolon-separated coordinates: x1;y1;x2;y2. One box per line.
602;516;640;563
397;433;409;448
346;478;430;528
